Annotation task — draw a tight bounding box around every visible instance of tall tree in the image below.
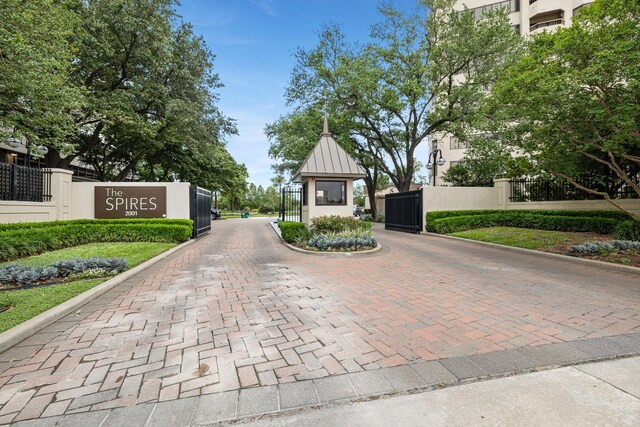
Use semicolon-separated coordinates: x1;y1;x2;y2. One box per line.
488;0;640;220
283;0;521;192
0;0;82;152
266;108;384;217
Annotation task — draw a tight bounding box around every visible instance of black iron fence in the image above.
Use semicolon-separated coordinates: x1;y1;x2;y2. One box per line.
190;186;212;238
385;189;423;233
510;176;640;202
0;163;52;202
280;186;302;222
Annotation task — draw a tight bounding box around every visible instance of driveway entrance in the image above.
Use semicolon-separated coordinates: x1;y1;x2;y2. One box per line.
0;218;638;424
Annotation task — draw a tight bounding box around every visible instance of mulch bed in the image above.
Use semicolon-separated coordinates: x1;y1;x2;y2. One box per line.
542;233;640;268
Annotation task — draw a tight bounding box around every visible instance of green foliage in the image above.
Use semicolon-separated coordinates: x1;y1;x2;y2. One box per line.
1;0;245;192
279;222;310;244
0;219;192;261
451;227;577;250
310;216;371;234
487;0;640;219
615;221;640;241
570;240;640;254
0;0;82;151
0;258;127;286
277;0;521;194
307;233;377;251
0;278;104;333
426;210;622;234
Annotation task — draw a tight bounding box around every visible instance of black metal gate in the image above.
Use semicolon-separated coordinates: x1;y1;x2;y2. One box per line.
190;186;212;238
280;186;302;222
385;189;423;233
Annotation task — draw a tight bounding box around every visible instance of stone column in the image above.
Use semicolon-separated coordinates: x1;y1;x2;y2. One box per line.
46;168;74;220
493;178;510;210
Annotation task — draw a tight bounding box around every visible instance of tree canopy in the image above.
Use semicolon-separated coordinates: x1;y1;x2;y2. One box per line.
275;0;521;195
487;0;640;220
0;0;245;194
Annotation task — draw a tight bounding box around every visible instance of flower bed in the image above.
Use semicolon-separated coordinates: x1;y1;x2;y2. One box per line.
279;216;377;252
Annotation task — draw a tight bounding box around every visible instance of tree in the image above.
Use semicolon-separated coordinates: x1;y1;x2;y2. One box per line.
489;0;640;220
442;136;533;186
33;0;238;188
284;0;521;193
266;107;386;217
0;0;82;152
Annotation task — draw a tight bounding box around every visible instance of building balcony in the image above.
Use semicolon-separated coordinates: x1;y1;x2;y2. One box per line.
529;18;564;33
529;0;561;17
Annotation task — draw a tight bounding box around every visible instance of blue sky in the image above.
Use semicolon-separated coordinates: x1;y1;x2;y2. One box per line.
176;0;418;189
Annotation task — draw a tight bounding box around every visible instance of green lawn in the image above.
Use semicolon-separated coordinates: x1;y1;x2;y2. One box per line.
0;242;176;333
1;242;176;268
450;227;578;250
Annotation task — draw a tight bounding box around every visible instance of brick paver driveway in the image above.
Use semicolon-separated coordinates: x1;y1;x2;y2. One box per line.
0;218;639;424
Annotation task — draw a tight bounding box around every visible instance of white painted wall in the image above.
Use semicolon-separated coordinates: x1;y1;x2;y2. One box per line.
70;182;191;219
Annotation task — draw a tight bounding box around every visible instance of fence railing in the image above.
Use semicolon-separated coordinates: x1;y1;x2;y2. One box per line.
509;176;640;202
530;18;564;32
0;163;52;202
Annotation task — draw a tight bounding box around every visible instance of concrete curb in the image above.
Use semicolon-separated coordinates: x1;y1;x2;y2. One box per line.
268;221;382;257
0;239;195;354
424;232;640;275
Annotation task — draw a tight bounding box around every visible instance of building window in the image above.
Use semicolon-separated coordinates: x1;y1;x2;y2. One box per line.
469;0;519;20
573;4;589;17
302;182;308;206
315;180;346;206
450;137;470;150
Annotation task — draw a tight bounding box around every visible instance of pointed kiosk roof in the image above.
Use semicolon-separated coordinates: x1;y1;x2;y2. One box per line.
292;114;366;183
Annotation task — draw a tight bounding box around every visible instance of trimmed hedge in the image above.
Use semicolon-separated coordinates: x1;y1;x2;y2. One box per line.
426;209;628;223
279;221;309;243
0;219;193;261
0;218;192;233
310;216;371;234
426;210;621;235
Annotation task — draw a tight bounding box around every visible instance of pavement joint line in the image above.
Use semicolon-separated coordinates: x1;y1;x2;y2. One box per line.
268;221;383;257
422;230;640;274
0;238;194;354
572;364;640;400
200;352;640;427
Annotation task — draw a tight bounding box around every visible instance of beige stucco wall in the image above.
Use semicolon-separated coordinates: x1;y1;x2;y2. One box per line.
423;179;640;218
0;168;72;224
423;186;499;213
0;201;57;223
303;178;354;226
506;199;640;217
70;182;191;219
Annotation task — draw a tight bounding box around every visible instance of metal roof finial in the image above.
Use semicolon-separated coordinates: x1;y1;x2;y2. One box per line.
322;106;329;135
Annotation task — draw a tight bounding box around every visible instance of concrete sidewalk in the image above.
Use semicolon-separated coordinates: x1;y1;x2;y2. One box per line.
240;356;640;427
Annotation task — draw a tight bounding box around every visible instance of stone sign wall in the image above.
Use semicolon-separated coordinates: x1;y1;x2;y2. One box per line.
94;186;167;219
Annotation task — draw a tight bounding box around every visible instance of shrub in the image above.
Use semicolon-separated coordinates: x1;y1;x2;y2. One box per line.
258;206;273;214
360;214;373;222
615;221;640;241
307;233;377;251
426;209;628;224
426;211;619;234
570;240;640;254
374;215;385;223
279;222;310;243
310;216;371;234
0;257;128;286
0;220;192;262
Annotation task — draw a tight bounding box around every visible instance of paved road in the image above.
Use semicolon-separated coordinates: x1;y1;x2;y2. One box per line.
0;218;638;424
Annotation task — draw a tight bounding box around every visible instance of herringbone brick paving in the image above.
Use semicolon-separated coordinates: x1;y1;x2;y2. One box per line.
0;218;639;423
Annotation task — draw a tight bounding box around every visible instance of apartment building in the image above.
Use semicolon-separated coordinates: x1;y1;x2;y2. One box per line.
430;0;593;185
